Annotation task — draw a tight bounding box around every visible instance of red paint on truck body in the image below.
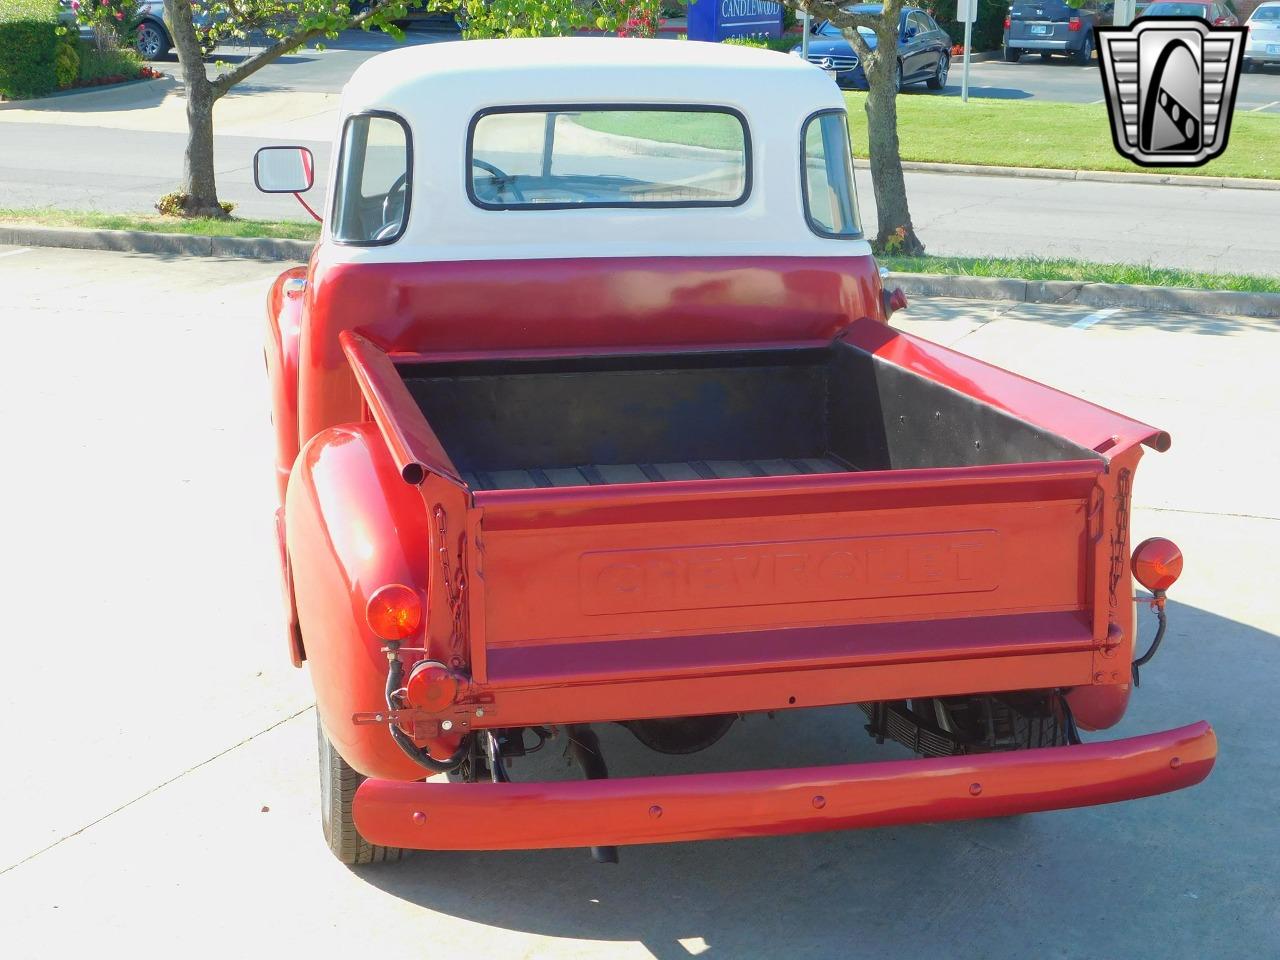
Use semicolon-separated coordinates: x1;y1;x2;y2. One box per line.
268;249;1213;848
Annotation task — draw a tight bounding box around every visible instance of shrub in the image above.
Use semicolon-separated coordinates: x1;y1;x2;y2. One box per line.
156;192;236;218
0;0;59;100
54;35;78;88
927;0;1007;52
77;43;143;82
724;34;796;52
68;0;141;53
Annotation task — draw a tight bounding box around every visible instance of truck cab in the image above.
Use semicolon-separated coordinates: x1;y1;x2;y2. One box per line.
257;37;1214;865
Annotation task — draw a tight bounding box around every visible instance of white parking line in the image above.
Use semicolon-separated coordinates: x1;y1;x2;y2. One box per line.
0;247;32;260
1071;307;1120;329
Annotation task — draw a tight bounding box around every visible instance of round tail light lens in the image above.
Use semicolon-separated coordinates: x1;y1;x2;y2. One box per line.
405;661;460;713
1131;538;1183;593
366;584;423;640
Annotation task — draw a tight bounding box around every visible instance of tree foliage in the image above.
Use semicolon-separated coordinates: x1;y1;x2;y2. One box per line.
161;0;641;216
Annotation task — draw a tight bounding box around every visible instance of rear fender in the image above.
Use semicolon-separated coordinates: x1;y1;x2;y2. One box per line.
286;422;458;780
266;267;307;507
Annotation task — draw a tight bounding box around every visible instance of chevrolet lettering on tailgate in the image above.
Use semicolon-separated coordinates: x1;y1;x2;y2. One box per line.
580;531;1000;614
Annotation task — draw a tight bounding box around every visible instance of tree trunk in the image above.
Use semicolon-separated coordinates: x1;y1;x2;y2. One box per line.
165;0;226;218
863;65;925;256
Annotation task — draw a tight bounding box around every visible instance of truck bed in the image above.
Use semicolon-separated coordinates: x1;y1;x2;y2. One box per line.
400;343;1095;492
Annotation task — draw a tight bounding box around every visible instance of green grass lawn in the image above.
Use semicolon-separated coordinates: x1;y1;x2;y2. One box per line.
844;92;1280;180
570;110;746;151
573;94;1279;180
0;208;321;241
4;213;1274;293
879;254;1280;293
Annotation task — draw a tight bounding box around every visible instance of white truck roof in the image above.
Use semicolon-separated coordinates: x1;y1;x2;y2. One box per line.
330;38;870;264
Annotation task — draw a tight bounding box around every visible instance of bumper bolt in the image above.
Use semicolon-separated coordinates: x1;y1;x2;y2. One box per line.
1170;756;1182;770
812;795;826;809
969;782;983;796
649;805;663;819
412;811;427;825
441;720;453;732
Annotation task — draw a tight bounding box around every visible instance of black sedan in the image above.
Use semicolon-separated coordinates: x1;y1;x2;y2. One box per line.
790;5;952;92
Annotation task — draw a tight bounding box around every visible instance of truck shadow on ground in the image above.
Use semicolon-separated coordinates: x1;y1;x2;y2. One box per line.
353;598;1274;959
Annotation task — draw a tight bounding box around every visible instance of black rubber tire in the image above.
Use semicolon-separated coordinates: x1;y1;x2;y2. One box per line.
1003;45;1021;62
317;716;403;865
135;19;170;60
1039;51;1054;62
1073;32;1094;65
926;53;949;90
894;59;904;92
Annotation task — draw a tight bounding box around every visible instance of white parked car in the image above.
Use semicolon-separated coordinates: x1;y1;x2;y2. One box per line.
1245;1;1280;72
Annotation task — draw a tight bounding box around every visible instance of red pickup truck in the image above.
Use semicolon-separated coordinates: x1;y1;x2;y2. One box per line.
255;37;1215;864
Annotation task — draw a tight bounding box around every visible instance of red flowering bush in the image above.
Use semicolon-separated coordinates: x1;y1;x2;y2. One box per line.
67;0;140;52
615;0;663;36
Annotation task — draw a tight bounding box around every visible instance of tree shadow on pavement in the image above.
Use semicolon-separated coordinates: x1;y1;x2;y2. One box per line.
935;85;1035;99
353;598;1276;960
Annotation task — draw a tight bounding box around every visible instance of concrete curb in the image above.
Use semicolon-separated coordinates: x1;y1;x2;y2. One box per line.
4;225;1275;318
1;224;313;262
887;272;1280;319
0;76;171;111
853;158;1280;191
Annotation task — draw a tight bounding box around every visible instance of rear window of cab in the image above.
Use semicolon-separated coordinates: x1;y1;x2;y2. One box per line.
467;105;751;209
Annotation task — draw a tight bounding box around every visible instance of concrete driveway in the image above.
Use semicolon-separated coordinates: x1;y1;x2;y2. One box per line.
0;245;1275;959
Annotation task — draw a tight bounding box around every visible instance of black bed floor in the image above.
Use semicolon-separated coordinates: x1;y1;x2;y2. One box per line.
461;456;852;491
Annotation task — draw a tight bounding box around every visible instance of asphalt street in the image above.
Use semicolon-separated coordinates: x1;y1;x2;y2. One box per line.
0;244;1275;959
202;26;1280;111
2;28;1278;273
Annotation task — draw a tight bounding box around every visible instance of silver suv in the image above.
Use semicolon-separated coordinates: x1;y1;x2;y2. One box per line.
133;0;172;60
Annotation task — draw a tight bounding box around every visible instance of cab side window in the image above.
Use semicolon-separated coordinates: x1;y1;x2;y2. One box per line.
331;113;412;245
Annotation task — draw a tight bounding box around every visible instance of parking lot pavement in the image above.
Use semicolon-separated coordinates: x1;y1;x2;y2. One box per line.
1;247;1277;958
932;57;1280;112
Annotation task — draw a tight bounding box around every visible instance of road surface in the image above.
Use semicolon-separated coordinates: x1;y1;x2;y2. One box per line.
193;26;1280;111
0;245;1275;960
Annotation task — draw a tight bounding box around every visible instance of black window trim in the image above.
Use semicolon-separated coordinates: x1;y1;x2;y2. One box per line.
330;109;414;248
800;108;864;242
465;103;753;212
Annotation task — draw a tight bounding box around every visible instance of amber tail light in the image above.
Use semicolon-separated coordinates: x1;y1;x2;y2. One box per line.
1132;538;1184;593
366;583;423;640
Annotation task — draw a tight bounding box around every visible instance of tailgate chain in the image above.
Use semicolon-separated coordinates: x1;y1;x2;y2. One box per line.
433;503;469;666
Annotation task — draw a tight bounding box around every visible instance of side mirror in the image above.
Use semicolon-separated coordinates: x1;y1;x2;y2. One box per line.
254;146;315;194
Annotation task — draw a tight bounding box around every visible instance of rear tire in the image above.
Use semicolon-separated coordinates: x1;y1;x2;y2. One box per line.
1039;51;1053;62
134;20;170;60
1003;45;1022;62
926;53;950;90
1073;32;1094;65
317;716;403;865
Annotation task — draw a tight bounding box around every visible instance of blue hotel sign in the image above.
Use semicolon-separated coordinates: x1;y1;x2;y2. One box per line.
687;0;785;40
